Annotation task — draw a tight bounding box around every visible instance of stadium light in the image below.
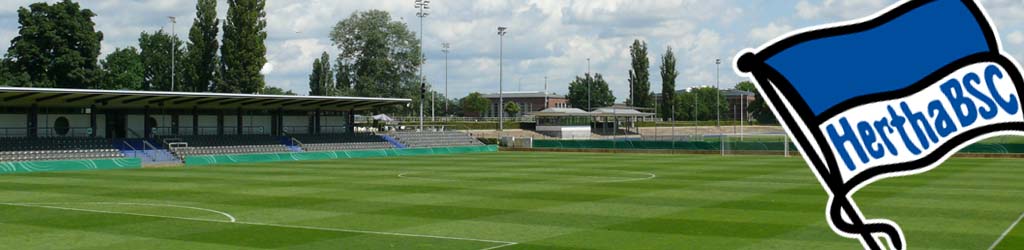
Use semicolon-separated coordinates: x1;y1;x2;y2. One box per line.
498;26;507;131
587;58;591;111
442;42;450;116
716;58;722;156
169;16;176;92
415;0;429;131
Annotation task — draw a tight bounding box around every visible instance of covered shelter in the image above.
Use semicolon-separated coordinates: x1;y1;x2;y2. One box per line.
589;104;656;135
531;107;593;139
0;87;411;139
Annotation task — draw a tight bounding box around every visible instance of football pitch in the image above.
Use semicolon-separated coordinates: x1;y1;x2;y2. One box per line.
0;152;1021;249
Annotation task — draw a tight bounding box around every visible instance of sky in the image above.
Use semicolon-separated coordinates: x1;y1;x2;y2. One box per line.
0;0;1021;101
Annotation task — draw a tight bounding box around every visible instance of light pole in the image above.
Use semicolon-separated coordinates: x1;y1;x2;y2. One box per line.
442;42;450;117
544;76;548;109
415;0;429;131
741;92;746;141
168;16;176;92
498;26;508;131
587;58;591;111
716;58;723;156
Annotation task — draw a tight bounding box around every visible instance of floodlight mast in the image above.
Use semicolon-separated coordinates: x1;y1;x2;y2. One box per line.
415;0;429;131
169;16;176;92
716;58;722;156
442;42;450;116
497;26;508;131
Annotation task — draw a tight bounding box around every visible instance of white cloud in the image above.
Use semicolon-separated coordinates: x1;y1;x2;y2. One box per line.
796;1;822;19
260;63;274;75
0;0;1022;100
749;22;794;44
1009;31;1024;45
794;0;888;21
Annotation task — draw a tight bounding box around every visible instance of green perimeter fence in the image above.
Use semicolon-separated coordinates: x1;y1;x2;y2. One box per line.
533;139;1024;154
185;145;499;167
0;158;142;174
533;140;794;152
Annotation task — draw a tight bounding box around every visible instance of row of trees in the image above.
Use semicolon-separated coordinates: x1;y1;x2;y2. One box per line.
301;10;424;114
0;0;272;94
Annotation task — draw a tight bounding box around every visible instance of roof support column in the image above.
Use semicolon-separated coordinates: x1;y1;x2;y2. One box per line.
143;106;152;139
237;107;243;135
315;108;322;135
270;109;278;136
347;109;355;134
89;104;97;138
171;110;179;136
277;108;284;136
192;107;199;136
217;111;224;136
27;103;38;138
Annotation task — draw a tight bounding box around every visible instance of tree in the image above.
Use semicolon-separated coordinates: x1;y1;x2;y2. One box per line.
100;47;143;90
674;87;728;121
330;10;422;106
735;81;756;92
567;73;615;110
504;102;521;117
735;81;776;124
184;0;220;92
308;52;334;96
460;92;490;117
627;39;652;108
4;0;104;88
221;0;268;93
139;30;185;91
0;60;31;87
261;86;295;95
334;62;353;95
659;46;678;120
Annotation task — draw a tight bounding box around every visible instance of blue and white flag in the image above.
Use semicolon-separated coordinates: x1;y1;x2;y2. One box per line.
735;0;1024;249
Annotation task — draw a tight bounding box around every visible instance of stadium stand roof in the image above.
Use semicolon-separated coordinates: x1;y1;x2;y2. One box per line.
532;107;591;116
0;87;411;111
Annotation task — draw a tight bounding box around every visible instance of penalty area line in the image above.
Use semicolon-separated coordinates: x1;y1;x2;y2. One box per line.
0;203;518;250
989;212;1024;250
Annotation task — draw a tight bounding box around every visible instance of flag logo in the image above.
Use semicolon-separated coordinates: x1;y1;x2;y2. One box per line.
735;0;1024;249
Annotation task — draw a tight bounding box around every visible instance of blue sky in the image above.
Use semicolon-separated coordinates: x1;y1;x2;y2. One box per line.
0;0;1021;101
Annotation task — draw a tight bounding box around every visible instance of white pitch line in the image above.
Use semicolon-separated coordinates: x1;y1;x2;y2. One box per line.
13;202;236;222
398;171;657;183
988;212;1024;250
0;203;517;249
478;242;519;250
593;172;655;183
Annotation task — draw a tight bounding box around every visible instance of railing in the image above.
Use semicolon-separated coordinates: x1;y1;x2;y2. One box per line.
197;127;219;135
391;116;537;123
282;126;347;135
37;127;94;137
240;126;265;135
126;128;143;138
0;127;29;137
283;126;309;135
141;139;162;161
290;137;305;150
121;140;140;158
320;126;346;134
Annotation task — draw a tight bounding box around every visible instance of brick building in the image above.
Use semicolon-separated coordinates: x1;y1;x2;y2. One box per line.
481;91;568;117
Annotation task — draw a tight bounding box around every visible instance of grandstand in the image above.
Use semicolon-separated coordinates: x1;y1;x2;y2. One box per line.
0;137;124;162
0;87;450;168
389;131;484;148
290;133;394;152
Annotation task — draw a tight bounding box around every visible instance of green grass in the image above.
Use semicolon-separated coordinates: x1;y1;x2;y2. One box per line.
0;152;1021;249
